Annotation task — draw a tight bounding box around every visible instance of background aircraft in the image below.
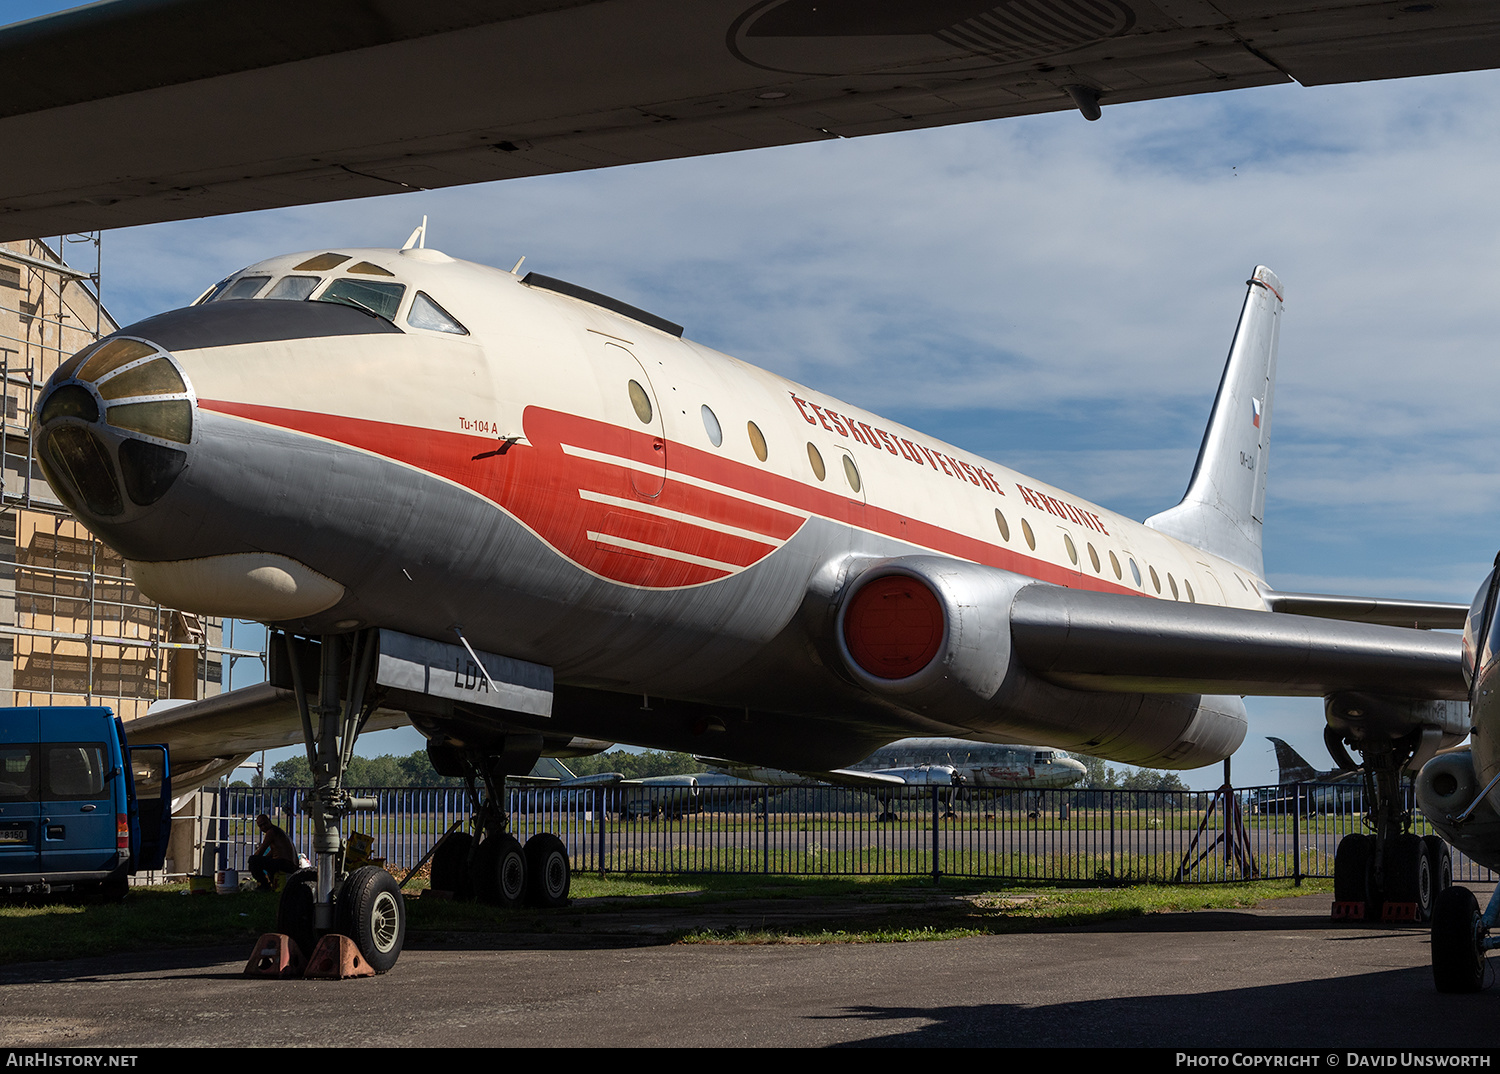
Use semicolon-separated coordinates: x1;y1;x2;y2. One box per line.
699;737;1087;818
700;737;1087;813
1247;736;1362;814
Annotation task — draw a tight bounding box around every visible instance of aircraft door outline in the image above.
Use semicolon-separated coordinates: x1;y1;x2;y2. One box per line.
600;341;667;500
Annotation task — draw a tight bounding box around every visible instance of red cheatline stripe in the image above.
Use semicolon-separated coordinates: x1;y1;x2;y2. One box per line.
200;399;1145;597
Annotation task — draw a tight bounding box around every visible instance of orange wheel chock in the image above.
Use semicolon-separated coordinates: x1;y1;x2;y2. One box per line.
303;933;376;979
243;933;306;978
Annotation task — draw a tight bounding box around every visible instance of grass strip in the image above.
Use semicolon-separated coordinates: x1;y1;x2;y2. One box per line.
0;874;1332;965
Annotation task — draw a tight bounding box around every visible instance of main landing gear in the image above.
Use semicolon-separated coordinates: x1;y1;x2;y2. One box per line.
275;629;406;972
1330;733;1451;926
422;737;572;909
1431;884;1493;993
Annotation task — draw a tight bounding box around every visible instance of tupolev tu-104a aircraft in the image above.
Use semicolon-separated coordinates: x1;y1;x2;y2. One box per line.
31;234;1473;974
11;0;1500;982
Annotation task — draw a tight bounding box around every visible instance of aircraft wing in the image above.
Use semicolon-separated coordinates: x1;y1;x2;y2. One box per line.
120;682;414;789
1261;590;1468;630
1008;584;1466;699
693;755;936;790
796;768;937;790
3;0;1499;239
123;682;616;790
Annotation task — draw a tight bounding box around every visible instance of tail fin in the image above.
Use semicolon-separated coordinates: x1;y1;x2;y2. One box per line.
1266;736;1317;784
530;756;578;780
1145;266;1282;579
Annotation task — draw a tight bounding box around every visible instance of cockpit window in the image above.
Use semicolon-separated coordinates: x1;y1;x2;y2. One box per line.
348;261;396;277
265;276;320;301
294;253;351;272
407;291;468;335
210;275;271;302
195;276;232;305
316;278;405;321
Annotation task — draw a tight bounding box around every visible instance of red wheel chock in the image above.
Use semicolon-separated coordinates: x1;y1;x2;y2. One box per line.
1382;901;1420;923
303;933;376;979
1331;900;1367;921
243;933;306;978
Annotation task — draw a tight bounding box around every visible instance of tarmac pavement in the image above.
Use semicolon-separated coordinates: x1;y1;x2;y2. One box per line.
1;887;1497;1048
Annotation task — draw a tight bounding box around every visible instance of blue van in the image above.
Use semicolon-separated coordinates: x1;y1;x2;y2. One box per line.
0;707;171;898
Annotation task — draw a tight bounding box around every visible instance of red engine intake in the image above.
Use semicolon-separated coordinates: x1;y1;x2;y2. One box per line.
841;574;945;680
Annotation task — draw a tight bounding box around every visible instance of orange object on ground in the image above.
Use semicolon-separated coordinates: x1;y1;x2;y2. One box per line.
243;933;306;978
303;933;375;979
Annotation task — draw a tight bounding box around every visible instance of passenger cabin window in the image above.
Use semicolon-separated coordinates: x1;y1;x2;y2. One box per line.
842;455;861;493
807;443;826;481
628;381;653;424
407;292;468;335
747;421;768;462
700;405;722;447
316;278;405;321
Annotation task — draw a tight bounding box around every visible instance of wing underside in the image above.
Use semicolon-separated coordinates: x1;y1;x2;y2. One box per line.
1;1;1498;238
121;683;414;788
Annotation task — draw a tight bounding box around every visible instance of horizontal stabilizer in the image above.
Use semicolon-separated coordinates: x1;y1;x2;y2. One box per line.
1010;585;1465;700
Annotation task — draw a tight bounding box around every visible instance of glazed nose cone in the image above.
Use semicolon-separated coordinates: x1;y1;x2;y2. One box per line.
33;335;194;523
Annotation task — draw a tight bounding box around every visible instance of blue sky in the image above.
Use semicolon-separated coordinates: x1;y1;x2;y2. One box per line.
10;3;1500;789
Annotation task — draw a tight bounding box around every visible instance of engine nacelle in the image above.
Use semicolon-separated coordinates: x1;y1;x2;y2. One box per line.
836;556;1023;701
877;765;962;788
1416;747;1500;872
832;556;1247;769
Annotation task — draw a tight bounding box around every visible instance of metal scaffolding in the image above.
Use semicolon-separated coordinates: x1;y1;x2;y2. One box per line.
0;235;263;717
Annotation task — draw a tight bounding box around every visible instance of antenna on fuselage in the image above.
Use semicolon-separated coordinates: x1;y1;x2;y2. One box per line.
510;255;526;275
401;215;428;250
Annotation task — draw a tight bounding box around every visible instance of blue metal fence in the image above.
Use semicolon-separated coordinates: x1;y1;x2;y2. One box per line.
207;782;1498;885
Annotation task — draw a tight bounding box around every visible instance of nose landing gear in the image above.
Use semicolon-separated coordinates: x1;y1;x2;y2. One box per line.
274;629;407;973
268;628;576;975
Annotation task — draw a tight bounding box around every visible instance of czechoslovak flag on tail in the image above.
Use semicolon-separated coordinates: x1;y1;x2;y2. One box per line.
1251;397;1262;429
